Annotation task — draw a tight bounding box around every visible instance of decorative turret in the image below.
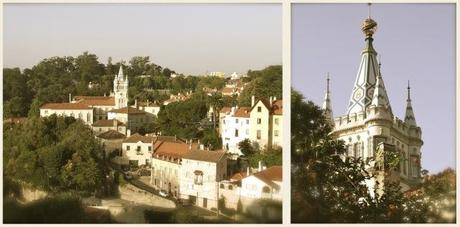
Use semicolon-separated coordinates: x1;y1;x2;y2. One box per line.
322;73;334;124
114;65;129;108
347;14;380;115
370;61;393;115
404;81;417;127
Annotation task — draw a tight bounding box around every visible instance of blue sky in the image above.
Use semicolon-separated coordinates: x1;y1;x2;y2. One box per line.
4;4;281;75
292;3;456;174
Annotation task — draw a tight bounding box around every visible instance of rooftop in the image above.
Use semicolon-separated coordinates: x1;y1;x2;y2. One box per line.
182;149;226;163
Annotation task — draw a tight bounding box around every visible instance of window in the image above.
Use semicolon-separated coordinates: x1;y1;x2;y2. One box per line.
275;118;279;125
44;110;48;115
246;119;249;124
236;119;239;123
193;170;203;185
274;130;279;137
262;186;271;193
70;113;74;117
257;130;261;139
148;146;152;151
78;113;83;119
136;146;141;151
246;129;249;135
257;106;261;112
127;146;130;151
220;184;225;189
228;185;233;190
257;118;261;124
235;129;239;137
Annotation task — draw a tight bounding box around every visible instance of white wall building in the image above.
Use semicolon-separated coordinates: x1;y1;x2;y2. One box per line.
179;150;227;210
121;133;155;166
221;106;251;157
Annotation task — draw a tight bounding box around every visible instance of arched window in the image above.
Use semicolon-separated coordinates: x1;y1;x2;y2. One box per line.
78;113;83;119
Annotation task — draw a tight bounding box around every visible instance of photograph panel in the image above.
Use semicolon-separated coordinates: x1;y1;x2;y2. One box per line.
3;3;283;223
291;3;455;223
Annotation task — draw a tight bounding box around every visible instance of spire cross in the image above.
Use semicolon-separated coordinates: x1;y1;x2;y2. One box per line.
407;80;411;100
326;72;330;93
368;3;372;18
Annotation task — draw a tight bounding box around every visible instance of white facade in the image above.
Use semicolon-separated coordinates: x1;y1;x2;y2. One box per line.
113;66;129;109
122;136;154;166
179;150;227;210
40;107;94;125
221;106;251;156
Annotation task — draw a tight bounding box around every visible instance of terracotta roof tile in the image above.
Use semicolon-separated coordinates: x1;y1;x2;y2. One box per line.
182;150;226;163
153;141;196;159
41;103;92;110
97;130;126;140
250;166;282;189
75;96;115;106
220;107;232;113
92;119;125;127
234;107;250;118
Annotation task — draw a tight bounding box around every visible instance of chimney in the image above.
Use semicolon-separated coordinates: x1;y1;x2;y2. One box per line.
246;167;250;176
113;119;118;127
258;161;262;172
270;96;273;106
200;144;204;150
273;96;277;101
251;95;255;107
127;129;131;137
69;93;72;103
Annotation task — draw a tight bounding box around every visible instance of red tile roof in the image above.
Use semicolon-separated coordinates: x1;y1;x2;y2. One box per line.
153;141;197;159
74;96;115;106
41;103;92;110
92;119;125;127
220;107;232;113
234;107;250;118
182;150;226;163
250;166;282;189
97;130;126;140
123;133;155;143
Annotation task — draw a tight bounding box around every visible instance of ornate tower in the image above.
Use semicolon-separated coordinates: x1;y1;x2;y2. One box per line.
322;73;334;125
114;65;129;108
331;12;423;192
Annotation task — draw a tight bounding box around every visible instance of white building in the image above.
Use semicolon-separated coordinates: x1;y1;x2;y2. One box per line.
92;119;126;135
324;16;423;192
221;106;251;157
121;133;155;166
240;165;282;201
40;103;94;124
249;96;283;150
151;139;195;198
179;150;227;210
107;106;149;133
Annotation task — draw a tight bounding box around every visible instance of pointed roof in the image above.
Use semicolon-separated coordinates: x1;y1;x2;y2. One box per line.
404;81;417;127
322;74;334;123
347;16;380;115
117;65;124;79
370;63;392;114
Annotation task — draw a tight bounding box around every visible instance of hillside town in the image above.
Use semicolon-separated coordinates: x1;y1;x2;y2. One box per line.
4;59;283;223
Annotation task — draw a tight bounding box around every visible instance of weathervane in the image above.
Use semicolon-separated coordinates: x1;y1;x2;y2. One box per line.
361;3;377;37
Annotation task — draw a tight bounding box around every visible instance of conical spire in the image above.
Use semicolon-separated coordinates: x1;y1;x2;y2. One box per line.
118;65;124;79
370;61;392;114
322;73;334;124
347;15;380;115
404;81;417;127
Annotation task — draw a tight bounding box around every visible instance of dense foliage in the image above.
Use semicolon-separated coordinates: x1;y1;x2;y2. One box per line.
291;89;430;223
238;65;282;106
3;115;106;194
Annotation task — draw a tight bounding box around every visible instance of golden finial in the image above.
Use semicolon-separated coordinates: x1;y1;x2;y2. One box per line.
361;3;377;37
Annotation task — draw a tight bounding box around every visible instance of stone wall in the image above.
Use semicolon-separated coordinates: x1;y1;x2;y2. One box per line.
118;184;176;209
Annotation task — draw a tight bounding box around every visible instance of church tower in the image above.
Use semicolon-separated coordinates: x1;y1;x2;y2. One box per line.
114;65;129;109
330;12;423;192
322;73;334;125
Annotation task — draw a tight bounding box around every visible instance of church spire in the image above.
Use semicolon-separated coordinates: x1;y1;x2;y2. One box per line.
322;73;334;124
404;81;417;127
370;60;392;114
117;65;124;80
347;9;380;115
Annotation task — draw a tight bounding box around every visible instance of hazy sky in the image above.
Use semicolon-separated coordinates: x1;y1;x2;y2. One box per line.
4;4;281;75
292;3;456;174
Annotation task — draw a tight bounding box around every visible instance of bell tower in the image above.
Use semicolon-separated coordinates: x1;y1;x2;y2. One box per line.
114;65;129;108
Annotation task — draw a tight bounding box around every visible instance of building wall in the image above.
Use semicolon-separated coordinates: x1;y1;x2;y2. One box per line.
40;108;94;125
221;115;250;156
179;158;227;210
271;115;283;147
122;141;153;166
249;102;271;149
108;112;147;133
92;125;127;135
151;158;181;197
240;176;282;201
92;105;116;121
